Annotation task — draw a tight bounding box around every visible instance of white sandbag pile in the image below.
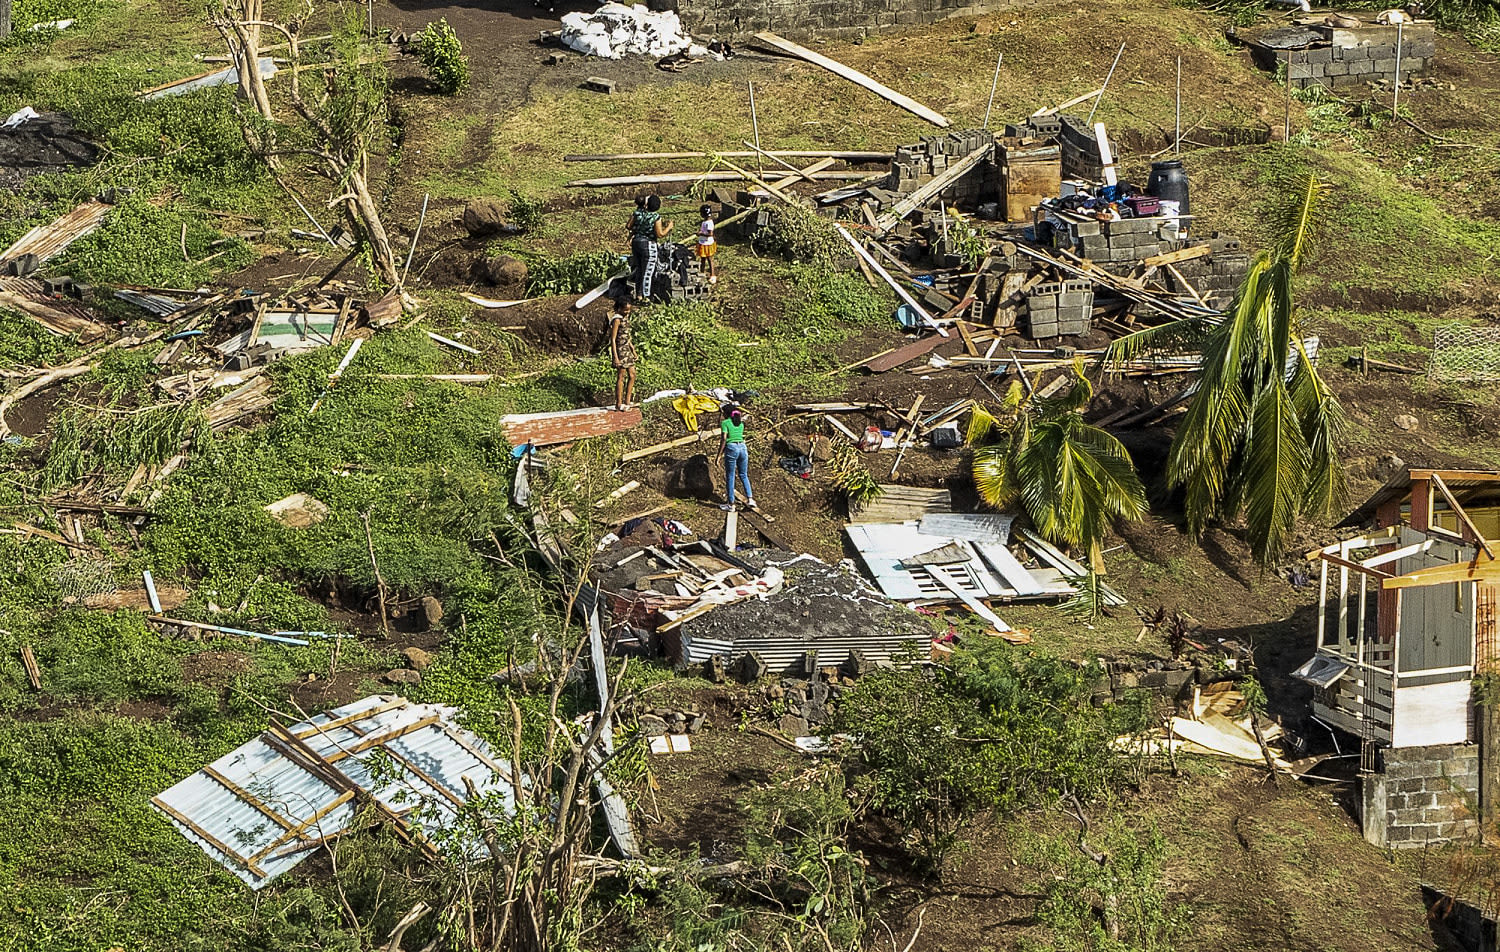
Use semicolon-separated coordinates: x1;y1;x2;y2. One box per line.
560;3;707;59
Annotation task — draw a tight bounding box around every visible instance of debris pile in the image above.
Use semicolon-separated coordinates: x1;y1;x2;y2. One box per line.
1235;14;1435;89
559;3;707;60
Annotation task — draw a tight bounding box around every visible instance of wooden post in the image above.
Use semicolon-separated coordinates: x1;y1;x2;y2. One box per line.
1174;56;1182;155
748;81;763;180
1087;42;1126;124
1393;21;1404;116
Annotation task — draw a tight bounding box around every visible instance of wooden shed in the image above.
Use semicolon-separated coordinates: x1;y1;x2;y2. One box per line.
1299;469;1500;749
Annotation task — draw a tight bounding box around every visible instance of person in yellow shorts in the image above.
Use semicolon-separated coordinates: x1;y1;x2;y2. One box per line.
695;204;718;285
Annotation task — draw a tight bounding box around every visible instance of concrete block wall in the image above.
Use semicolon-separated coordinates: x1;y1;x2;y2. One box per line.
1253;22;1436;89
679;0;1021;41
1057;115;1105;183
1361;743;1480;849
1069;216;1178;264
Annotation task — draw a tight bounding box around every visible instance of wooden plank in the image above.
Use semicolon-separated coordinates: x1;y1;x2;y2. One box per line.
564;150;891;162
19;645;40;690
151;795;268;878
1431;473;1496;558
769;157;836;190
751;32;950;128
723;508;738;549
248;789;358;862
621;430;710;463
500;406;642;448
1384;554;1500;590
834;225;945;336
1320;551;1394;580
741;509;793;550
956;319;978;357
1142;243;1213;267
711;155;800;204
566;170;870;187
867;334;944;372
380;747;467;809
1031;86;1104;116
293;698;410;739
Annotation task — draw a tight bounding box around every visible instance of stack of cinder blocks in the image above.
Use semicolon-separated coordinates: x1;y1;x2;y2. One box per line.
1166;238;1250;308
1056;115;1105;183
1026;279;1093;338
1254;20;1435;89
886;129;995;203
1069;216;1177;263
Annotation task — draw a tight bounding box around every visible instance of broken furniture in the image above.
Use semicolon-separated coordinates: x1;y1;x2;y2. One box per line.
1299;467;1500;849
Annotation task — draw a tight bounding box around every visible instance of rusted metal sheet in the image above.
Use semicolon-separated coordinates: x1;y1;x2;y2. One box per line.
0;199;113;267
0;277;104;340
501;406;642;447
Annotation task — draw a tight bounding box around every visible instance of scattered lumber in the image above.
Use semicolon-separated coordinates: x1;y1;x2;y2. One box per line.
834;226;945;336
0;199;113;268
377;374;494;384
564;150;890;162
149;615;310;646
1032;87;1105;117
500;406;642;447
0;283;104;340
19;645;41;690
751;32;950;128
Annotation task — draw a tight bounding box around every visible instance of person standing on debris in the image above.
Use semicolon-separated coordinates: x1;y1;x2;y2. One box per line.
696;204;719;285
629;194;673;300
607;286;638;410
718;403;757;511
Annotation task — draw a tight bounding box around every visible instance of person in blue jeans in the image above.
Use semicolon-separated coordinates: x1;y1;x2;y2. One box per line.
718;404;757;511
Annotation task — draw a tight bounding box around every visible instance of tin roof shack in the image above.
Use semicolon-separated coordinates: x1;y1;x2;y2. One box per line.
1300;468;1500;848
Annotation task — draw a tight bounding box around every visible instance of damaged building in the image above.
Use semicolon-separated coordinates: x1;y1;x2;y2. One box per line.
1300;468;1500;848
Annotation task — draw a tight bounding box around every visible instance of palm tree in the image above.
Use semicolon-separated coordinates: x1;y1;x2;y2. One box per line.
1108;173;1345;566
972;369;1147;569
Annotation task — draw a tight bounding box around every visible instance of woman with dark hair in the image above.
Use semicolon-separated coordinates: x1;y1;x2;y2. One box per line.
717;403;756;511
629;194;672;300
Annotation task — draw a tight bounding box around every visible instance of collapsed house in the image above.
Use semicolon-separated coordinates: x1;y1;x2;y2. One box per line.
1300;467;1500;848
152;696;514;888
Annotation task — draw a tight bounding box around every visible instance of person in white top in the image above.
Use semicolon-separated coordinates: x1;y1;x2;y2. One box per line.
696;204;719;285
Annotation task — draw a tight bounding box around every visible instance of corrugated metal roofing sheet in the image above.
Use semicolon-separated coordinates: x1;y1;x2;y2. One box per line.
1338;469;1500;529
845;522;1011;601
152;695;513;889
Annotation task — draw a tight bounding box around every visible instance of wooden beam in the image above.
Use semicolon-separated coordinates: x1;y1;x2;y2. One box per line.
200;764;295;831
1304;526;1401;561
293;698;410;739
620;430;710;463
751;31;950;128
1141;243;1213;267
1409;469;1500;483
564;170;869;188
711;155;800;204
834;225;946;336
19;645;40;690
565;150;890;162
1031;87;1104;117
1384;553;1499;590
1319;551;1394;580
769;157;837;191
248;791;358;862
1431;473;1496;557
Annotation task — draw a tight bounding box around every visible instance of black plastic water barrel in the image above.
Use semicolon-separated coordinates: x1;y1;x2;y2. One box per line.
1146;160;1190;217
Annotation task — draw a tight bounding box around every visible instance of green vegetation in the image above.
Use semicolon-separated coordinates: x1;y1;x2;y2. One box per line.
972;371;1147;566
412;18;469;95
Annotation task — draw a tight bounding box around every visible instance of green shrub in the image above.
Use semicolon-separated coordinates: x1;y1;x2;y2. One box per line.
525;249;623;297
412;19;470;95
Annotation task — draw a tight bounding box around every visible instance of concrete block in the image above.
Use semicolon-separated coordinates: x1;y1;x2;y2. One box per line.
1373;58;1399;74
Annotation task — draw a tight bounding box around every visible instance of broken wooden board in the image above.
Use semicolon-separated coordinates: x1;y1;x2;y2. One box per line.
0;280;104;341
851;485;953;524
751;32;949;128
866;334;945;372
500;406;642;447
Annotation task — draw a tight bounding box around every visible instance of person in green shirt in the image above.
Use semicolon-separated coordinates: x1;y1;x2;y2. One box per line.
718;404;757;511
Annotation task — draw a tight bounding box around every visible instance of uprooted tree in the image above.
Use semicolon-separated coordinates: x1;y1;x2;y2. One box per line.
212;1;402;286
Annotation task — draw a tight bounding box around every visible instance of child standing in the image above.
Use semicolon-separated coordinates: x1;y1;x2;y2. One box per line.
696;204;718;285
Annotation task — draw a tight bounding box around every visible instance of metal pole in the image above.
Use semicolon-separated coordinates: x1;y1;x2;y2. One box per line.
1284;53;1293;142
1174;55;1182;155
401;193;429;288
1393;20;1404;116
1086;42;1126;124
982;51;1003;131
748;80;763;180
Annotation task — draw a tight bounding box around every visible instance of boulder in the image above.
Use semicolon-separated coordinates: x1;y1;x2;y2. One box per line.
384;668;422;686
1394;413;1420;432
778;714;809;737
485;254;528;289
462;198;509;238
263;493;329;528
420;595;444;630
639;713;670;736
401;647;433;671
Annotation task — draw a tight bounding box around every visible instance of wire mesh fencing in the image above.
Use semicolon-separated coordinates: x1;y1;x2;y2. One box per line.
1431;323;1500;382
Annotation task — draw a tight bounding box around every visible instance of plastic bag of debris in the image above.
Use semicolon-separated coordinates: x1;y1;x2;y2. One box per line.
560;2;707;59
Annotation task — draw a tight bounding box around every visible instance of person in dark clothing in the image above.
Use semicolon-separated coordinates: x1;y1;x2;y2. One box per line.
629;194;672;301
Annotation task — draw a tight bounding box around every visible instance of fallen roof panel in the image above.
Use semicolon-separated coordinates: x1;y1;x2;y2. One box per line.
152;695;513;889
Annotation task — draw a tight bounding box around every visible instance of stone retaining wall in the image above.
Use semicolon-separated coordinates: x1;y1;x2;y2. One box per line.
678;0;1026;42
1361;742;1480;849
